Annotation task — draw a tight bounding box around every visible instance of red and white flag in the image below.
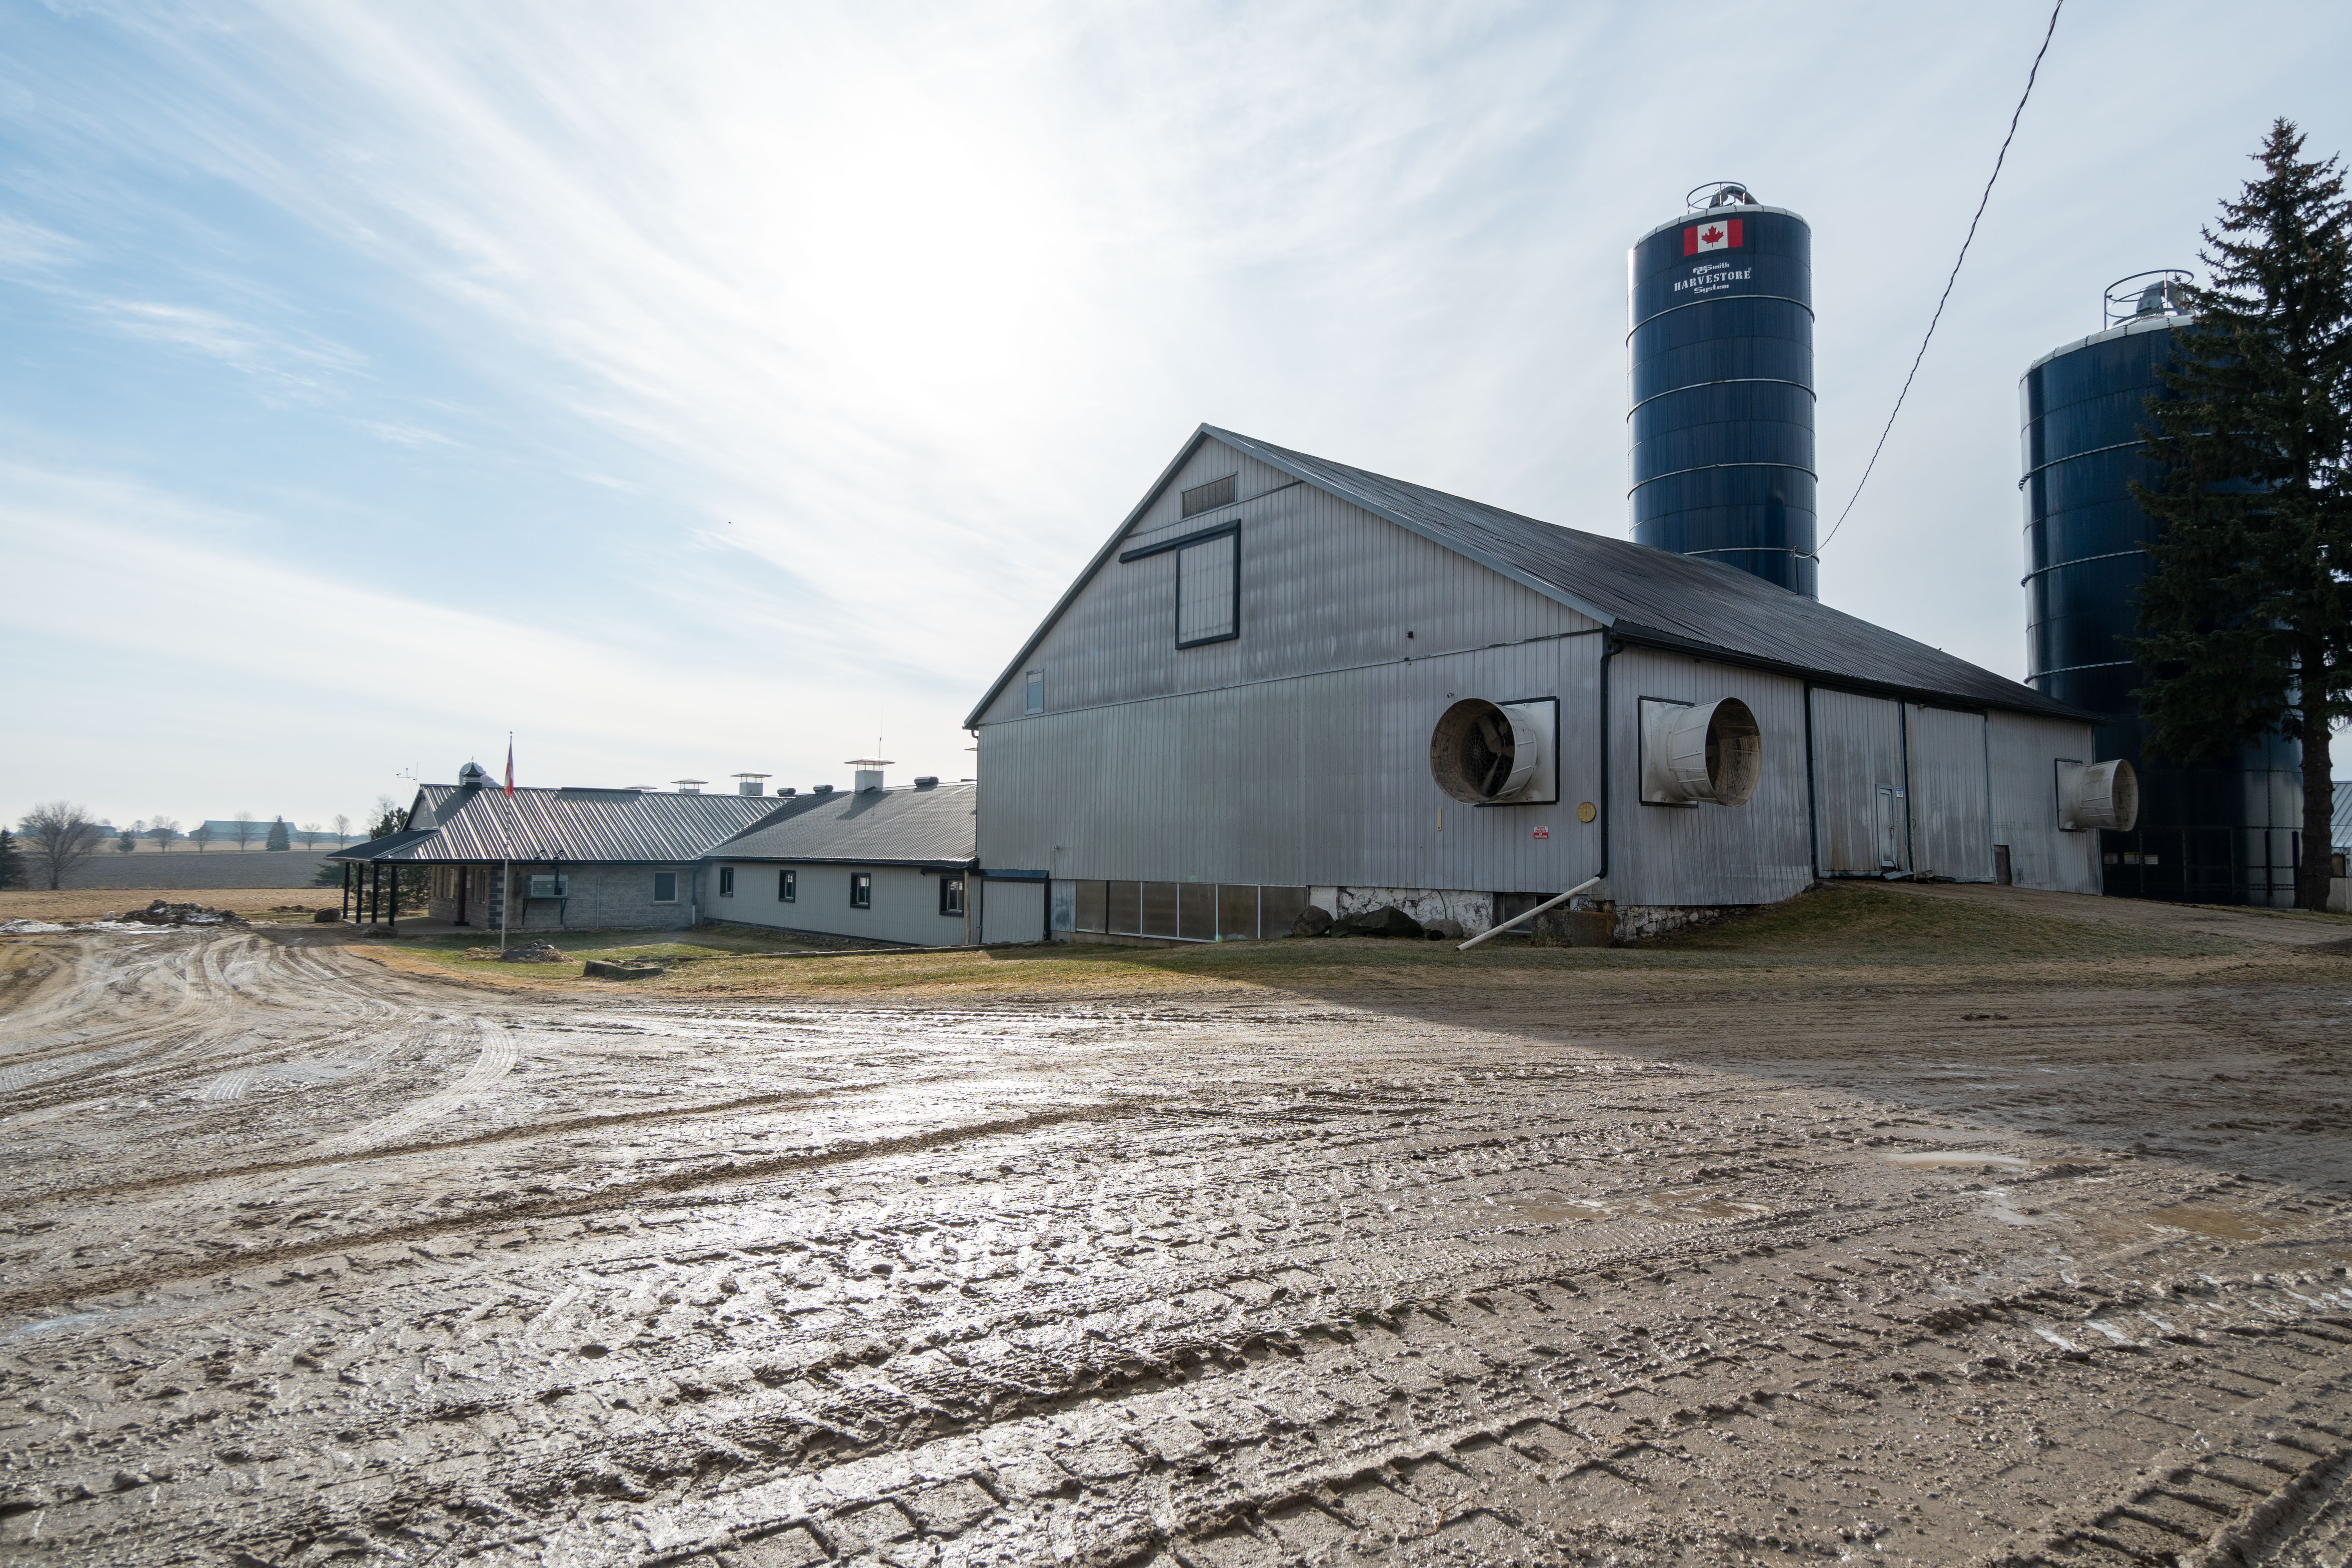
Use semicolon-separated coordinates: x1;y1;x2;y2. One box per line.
504;739;516;800
1683;218;1743;255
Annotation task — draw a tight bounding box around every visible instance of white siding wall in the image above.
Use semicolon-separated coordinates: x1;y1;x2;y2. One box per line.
1906;704;1994;882
1608;648;1815;907
1809;689;1910;875
706;863;969;946
1988;713;2103;893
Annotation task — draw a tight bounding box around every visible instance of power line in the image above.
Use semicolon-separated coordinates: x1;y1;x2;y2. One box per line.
1813;0;2065;558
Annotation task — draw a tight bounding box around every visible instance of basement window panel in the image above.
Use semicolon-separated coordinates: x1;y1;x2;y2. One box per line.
850;871;872;909
779;868;795;902
939;875;965;916
652;871;677;904
1176;530;1239;647
718;866;734;897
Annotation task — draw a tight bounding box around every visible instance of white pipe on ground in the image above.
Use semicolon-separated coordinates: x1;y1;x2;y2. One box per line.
1455;875;1602;953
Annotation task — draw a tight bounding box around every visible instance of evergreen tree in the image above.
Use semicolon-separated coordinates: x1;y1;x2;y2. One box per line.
0;828;22;891
265;817;291;851
2129;119;2352;911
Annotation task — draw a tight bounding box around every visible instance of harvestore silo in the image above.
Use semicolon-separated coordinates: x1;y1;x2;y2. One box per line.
2020;272;2301;904
1628;182;1816;596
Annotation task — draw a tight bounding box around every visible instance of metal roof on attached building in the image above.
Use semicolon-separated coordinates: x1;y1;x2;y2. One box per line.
705;782;976;868
969;425;2090;726
329;785;781;864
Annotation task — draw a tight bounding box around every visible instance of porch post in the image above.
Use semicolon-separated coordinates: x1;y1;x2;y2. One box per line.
341;862;350;921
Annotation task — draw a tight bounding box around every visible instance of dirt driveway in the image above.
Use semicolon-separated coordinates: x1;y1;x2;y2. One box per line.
2;886;2349;1566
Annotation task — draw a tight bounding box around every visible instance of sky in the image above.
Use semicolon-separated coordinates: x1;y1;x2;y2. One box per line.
3;0;2348;834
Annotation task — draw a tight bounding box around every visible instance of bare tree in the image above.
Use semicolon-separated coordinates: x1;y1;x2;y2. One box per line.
18;802;105;890
189;823;213;852
230;811;258;851
149;817;180;852
333;813;351;845
300;821;324;850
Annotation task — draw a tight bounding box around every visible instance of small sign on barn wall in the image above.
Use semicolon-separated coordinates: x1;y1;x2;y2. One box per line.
1532;826;1550;839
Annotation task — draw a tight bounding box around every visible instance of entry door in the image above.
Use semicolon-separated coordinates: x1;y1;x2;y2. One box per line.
1877;787;1900;868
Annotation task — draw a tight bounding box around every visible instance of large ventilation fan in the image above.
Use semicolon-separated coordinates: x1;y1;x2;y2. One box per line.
2056;759;2138;832
1640;697;1763;807
1430;698;1557;805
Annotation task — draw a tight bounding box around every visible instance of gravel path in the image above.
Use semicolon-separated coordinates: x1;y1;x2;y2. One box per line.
0;919;2347;1566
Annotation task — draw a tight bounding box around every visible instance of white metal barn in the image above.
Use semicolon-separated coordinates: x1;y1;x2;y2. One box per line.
967;426;2131;944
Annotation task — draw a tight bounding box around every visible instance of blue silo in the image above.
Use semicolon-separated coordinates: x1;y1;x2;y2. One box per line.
2020;272;2302;905
1627;182;1817;596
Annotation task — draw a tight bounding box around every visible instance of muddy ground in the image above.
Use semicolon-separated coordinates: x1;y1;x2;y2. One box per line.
2;886;2349;1567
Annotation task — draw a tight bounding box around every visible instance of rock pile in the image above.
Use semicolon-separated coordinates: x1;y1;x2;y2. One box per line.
495;941;569;964
113;901;243;927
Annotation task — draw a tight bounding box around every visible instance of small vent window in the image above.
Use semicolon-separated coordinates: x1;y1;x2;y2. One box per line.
850;871;872;909
1024;671;1043;714
1176;530;1239;647
779;868;795;902
939;875;965;916
718;866;734;897
1180;474;1235;516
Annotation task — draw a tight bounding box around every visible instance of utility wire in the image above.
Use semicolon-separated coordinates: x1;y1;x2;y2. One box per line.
1813;0;2064;557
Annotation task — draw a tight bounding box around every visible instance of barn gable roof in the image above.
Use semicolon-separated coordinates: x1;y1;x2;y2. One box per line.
704;782;976;868
329;784;782;864
966;425;2088;725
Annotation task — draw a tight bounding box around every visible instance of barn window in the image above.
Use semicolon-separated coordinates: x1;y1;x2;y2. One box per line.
850;871;872;909
719;866;734;897
1181;474;1236;516
1176;528;1239;647
652;871;677;903
779;868;796;902
939;875;965;916
1025;671;1044;714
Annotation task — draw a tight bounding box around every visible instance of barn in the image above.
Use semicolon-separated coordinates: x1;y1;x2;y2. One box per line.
966;426;2131;944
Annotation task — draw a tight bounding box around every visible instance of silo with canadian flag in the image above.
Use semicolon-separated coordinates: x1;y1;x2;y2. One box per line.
1627;182;1817;597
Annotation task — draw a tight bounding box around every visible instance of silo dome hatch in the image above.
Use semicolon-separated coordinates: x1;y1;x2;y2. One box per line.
1430;698;1557;806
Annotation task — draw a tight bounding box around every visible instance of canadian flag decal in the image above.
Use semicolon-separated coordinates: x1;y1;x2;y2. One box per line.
1683;218;1744;255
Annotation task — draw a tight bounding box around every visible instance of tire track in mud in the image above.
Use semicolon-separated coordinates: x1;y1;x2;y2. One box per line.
0;1101;1152;1314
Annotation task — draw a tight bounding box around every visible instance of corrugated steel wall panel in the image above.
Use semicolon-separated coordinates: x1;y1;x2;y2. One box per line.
1809;688;1907;874
978;637;1607;895
1607;648;1814;906
1988;711;2102;893
1905;704;1994;881
975;439;1599;727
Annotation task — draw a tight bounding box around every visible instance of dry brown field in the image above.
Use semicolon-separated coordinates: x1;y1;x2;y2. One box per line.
2;882;2349;1566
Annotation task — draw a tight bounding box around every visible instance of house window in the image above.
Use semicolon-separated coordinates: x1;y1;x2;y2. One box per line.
939;875;965;916
1181;474;1236;516
1025;671;1044;714
527;873;567;898
850;872;872;909
1176;529;1239;646
719;866;734;897
652;871;677;903
779;868;796;902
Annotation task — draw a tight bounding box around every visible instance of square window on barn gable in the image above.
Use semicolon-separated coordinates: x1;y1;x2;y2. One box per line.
1119;519;1240;650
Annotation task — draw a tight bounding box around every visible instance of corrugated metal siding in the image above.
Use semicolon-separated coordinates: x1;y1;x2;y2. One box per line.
1809;689;1908;875
1608;648;1813;906
334;787;775;864
1988;711;2101;893
1905;704;1994;881
978;635;1606;895
975;439;1600;727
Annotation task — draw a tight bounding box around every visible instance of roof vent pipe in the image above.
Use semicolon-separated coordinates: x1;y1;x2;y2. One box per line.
732;772;771;796
672;779;707;795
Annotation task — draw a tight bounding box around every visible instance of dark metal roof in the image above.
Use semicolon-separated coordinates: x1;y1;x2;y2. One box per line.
705;782;976;867
328;785;778;864
967;425;2089;726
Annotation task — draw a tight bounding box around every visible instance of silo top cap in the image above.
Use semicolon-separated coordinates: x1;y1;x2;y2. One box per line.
1687;180;1759;210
